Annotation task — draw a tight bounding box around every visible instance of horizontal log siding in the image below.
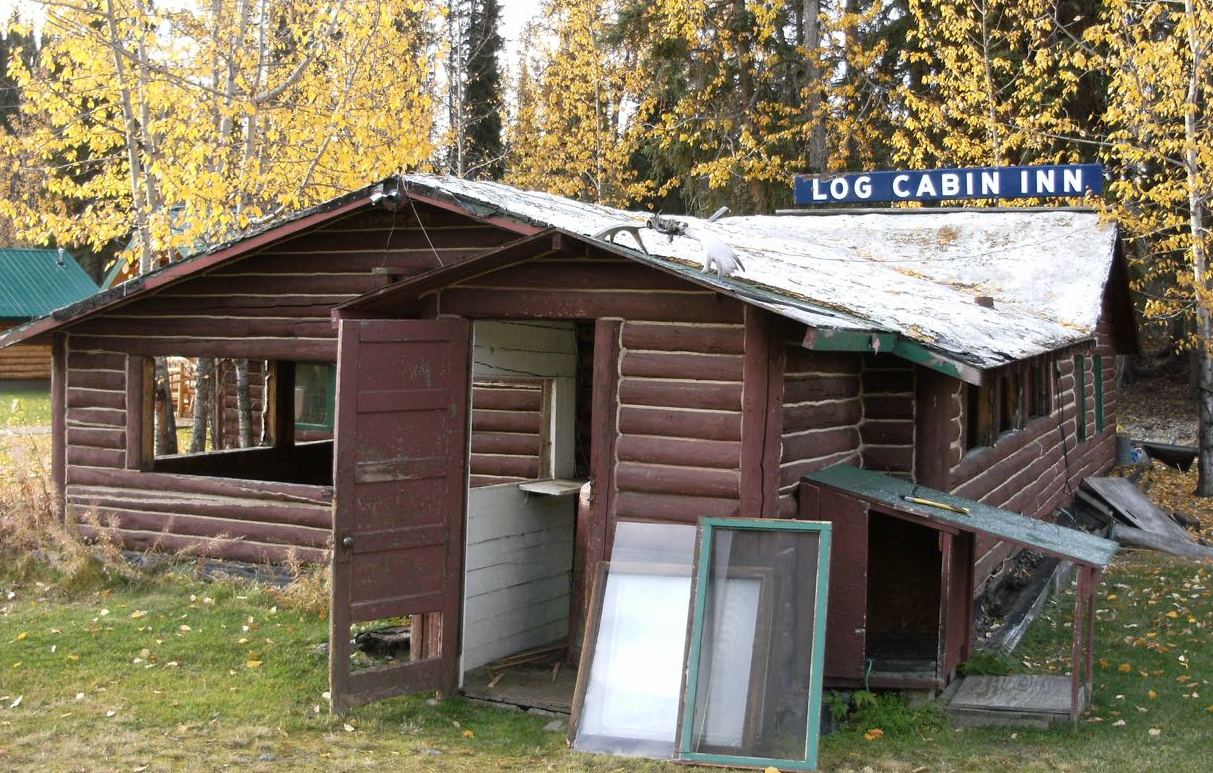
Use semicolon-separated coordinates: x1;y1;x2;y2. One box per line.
0;339;51;379
779;347;863;516
614;320;746;522
55;205;518;563
860;355;915;477
948;321;1118;594
67;206;517;359
470;380;545;487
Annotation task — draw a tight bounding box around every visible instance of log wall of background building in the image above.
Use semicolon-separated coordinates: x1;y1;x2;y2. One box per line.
59;205;520;562
0;322;51;379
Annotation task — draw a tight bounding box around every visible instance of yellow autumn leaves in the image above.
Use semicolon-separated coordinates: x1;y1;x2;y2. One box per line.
0;0;436;271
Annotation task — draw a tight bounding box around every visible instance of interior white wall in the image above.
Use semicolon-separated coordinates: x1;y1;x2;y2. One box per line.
462;320;580;674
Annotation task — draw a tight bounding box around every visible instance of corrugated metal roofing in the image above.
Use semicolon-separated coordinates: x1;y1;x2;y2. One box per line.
401;174;1119;369
0;248;99;319
805;464;1119;567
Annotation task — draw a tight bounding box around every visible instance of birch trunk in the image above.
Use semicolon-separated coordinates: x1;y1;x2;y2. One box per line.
190;358;214;453
235;359;253;448
1184;0;1213;495
153;357;177;455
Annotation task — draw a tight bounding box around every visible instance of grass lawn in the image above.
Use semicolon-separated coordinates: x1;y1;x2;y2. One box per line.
0;384;51;429
0;551;1210;771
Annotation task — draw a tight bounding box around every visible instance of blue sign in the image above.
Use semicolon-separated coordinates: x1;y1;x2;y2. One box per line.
793;164;1103;205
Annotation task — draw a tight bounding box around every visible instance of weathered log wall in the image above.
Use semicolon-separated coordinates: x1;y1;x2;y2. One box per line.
59;204;518;562
946;320;1119;592
0;322;51;379
778;346;863;517
434;251;749;524
860;355;915;477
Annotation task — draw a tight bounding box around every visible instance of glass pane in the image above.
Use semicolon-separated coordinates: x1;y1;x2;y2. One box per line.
684;524;826;764
295;362;335;428
610;520;697;566
571;561;693;758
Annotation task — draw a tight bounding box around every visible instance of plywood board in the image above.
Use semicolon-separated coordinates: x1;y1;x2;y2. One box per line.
948;675;1074;714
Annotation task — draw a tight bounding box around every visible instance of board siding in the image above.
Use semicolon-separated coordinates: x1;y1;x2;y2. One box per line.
462;483;575;670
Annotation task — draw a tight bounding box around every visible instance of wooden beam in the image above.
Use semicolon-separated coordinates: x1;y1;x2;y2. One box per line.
741;307;783;516
803;326;895;352
51;333;67;519
892;338;984;386
125;356;151;470
272;361;296;449
570;319;621;660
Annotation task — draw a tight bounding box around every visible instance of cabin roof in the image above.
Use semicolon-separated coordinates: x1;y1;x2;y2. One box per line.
805;464;1119;568
0;248;98;320
398;174;1121;370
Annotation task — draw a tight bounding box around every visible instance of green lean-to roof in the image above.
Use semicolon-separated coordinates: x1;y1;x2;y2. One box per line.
0;248;99;320
806;464;1118;568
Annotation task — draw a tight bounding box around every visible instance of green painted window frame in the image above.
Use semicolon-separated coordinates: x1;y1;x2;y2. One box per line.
1093;354;1105;433
677;517;832;771
294;361;337;432
1074;355;1087;442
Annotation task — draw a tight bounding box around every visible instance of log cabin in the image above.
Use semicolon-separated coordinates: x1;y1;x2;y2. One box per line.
0;248;98;381
0;175;1132;710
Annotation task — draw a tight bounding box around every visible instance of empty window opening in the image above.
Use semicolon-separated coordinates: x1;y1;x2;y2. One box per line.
865;512;941;675
147;357;333;486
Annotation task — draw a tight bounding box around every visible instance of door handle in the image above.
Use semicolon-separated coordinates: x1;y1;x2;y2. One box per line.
341;536;354;549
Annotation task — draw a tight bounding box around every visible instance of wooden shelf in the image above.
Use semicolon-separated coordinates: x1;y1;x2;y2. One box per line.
517;478;587;497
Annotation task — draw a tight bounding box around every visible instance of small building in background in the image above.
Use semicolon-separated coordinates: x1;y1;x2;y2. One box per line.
0;248;99;381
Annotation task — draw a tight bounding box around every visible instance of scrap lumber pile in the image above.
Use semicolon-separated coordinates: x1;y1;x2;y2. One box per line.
1077;476;1213;560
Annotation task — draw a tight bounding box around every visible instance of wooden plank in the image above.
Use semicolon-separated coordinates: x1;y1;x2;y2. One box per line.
615;462;740;498
617;378;742;411
616;435;738;469
948;675;1075;714
125;356;149;470
68;335;337;361
620;350;743;381
617;405;741;442
571;320;620;658
80;316;336;339
740;307;773;515
65;486;332;529
436;287;745;323
63;466;331;503
71;506;331;548
612;491;739;521
621;321;745;354
75;523;329;564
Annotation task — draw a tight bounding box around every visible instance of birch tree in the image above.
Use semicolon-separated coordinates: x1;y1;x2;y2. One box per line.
1090;0;1213;494
892;0;1084;171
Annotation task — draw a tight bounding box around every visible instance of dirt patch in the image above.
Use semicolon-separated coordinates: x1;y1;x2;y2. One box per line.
1118;373;1197;446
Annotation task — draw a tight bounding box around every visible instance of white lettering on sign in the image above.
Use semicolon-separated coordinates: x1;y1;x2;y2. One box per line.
830;177;849;199
812;178;828;201
854;175;872;199
915;175;937;198
940;173;960;197
1063;167;1082;192
981;171;999;195
892;174;911;197
1036;168;1055;194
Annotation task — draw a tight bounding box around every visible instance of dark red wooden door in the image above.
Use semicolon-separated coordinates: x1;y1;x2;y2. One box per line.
329;318;471;712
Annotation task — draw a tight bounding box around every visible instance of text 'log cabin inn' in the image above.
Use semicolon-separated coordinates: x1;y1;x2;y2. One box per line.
0;174;1132;746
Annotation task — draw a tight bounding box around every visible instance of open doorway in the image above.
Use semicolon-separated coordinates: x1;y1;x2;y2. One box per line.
460;320;595;712
865;511;942;678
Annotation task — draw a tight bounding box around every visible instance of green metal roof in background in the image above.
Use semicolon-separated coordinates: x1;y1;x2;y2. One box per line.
0;248;99;319
805;464;1119;568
